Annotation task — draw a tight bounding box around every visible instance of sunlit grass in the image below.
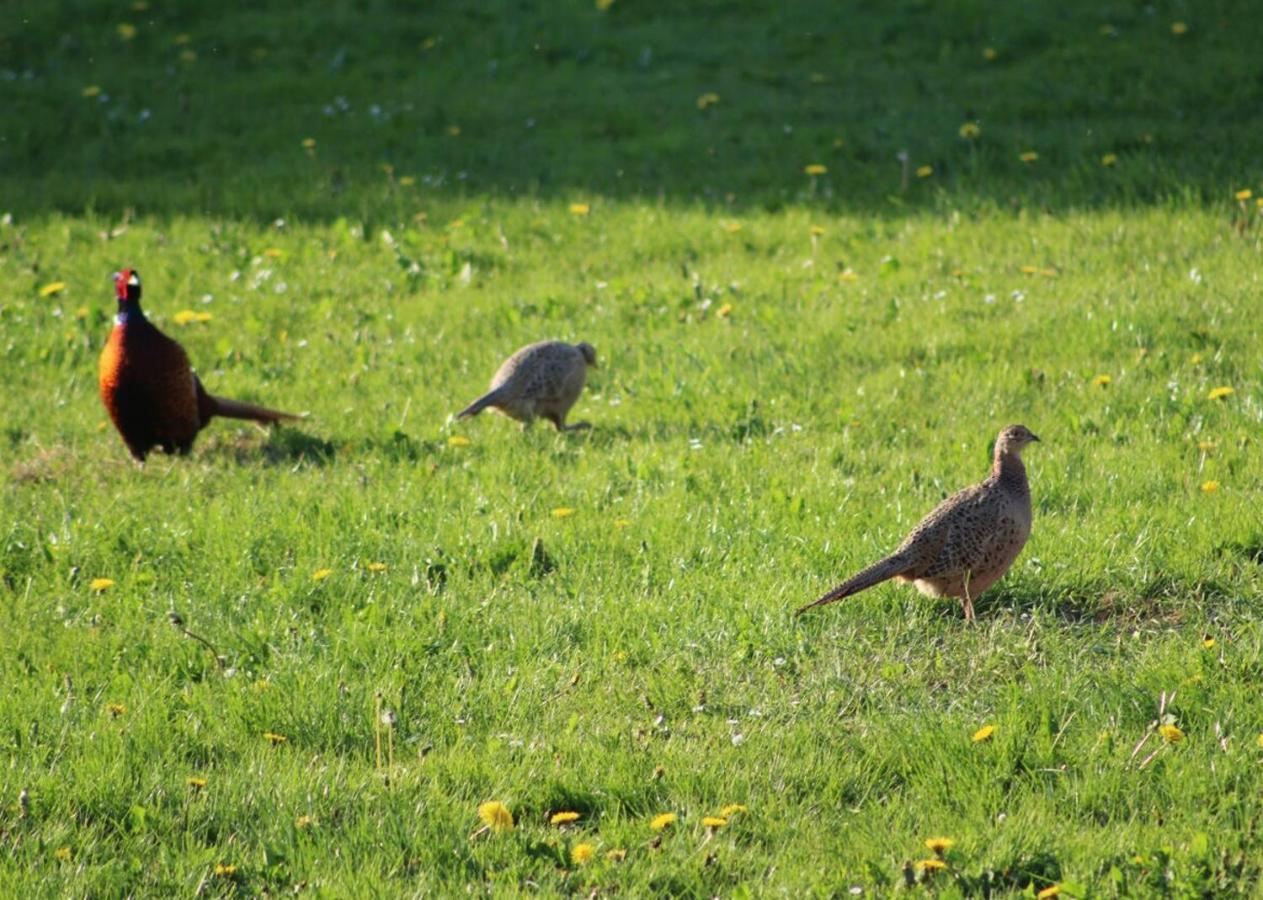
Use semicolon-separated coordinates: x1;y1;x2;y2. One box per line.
3;0;1263;894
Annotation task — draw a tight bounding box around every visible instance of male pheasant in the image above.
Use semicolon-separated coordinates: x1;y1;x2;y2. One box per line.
457;340;597;431
796;424;1040;621
98;268;298;462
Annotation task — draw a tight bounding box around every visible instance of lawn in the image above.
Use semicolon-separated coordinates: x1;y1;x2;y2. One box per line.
2;1;1262;895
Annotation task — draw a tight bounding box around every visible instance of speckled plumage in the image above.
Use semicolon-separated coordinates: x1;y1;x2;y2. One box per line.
796;425;1040;620
457;340;596;430
99;269;297;462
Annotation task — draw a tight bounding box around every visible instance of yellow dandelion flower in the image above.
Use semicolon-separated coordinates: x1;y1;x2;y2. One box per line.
82;85;102;98
607;848;627;861
551;507;575;518
1019;151;1039;163
398;176;416;186
920;858;948;872
478;800;514;832
214;863;237;876
696;92;720;110
719;804;748;817
810;225;825;236
1190;352;1204;364
1037;886;1062;899
569;203;591;216
117;23;138;41
571;842;596;864
702;816;727;828
263;731;287;745
595;0;615;9
613;518;631;528
1207;386;1235;400
367;562;388;572
1101;153;1118;167
1170;22;1188;35
1092;374;1112;387
446;125;461;137
722;221;743;233
804;164;828;176
172;310;212;324
187;776;208;789
650;812;677;831
1256;733;1263;748
54;847;72;861
39;281;67;297
838;268;860;282
447;435;472;447
1159;723;1183;743
972;724;996;743
550;811;581;826
1235;189;1252;202
295;814;314;828
716;303;733;318
1202;635;1216;649
983;47;997;60
916;165;933;178
1197;440;1215;452
90;577;115;592
959;122;981;140
925;837;954;855
311;568;333;582
301;137;316;149
106;702;126;717
263;248;283;258
1200;480;1220;494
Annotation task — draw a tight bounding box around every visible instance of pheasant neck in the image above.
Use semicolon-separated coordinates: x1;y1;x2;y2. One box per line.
115;300;145;325
992;449;1028;492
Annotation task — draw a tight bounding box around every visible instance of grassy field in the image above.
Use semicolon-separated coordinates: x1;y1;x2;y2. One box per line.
3;1;1263;896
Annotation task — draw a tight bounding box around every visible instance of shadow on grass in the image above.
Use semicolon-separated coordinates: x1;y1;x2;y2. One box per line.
203;425;338;467
5;1;1263;219
975;572;1252;627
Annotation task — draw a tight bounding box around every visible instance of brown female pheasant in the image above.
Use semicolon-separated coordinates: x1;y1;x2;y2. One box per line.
796;424;1040;621
98;268;297;462
457;340;597;430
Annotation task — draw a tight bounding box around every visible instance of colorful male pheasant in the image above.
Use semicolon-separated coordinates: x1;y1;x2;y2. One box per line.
98;268;297;462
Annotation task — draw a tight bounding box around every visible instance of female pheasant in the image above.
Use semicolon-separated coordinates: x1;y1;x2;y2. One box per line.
98;268;297;462
796;425;1039;621
457;340;597;431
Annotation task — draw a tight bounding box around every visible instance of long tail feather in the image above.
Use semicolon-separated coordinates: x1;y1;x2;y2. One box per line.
795;553;909;616
457;389;501;420
207;394;299;424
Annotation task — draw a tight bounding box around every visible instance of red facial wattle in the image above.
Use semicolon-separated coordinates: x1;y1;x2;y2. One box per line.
115;269;133;300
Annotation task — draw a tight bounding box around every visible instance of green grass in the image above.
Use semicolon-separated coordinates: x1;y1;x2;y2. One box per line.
3;1;1263;896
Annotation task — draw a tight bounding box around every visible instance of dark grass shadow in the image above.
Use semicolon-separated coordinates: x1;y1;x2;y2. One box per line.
202;425;338;467
4;0;1263;220
972;573;1254;628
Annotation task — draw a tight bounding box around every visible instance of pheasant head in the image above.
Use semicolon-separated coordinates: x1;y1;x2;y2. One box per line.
112;268;144;322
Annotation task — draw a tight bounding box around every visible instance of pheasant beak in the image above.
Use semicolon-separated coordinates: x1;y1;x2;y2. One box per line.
1030;433;1041;442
